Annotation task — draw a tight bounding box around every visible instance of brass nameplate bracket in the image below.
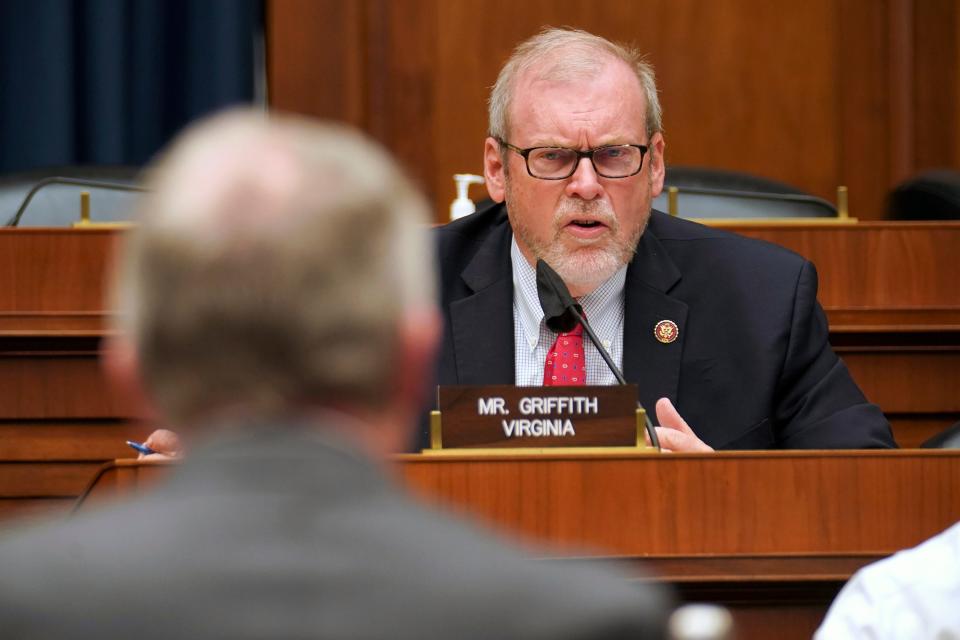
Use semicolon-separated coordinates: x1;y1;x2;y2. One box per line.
427;385;652;453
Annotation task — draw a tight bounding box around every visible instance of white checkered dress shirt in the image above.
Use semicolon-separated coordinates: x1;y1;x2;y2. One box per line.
511;237;626;386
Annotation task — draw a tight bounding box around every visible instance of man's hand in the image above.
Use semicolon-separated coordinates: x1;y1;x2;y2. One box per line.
139;429;183;460
654;398;714;453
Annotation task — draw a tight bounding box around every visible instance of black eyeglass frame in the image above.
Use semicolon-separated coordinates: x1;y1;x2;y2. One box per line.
498;139;649;180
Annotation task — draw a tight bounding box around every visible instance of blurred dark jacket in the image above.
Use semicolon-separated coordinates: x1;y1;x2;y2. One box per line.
0;422;670;639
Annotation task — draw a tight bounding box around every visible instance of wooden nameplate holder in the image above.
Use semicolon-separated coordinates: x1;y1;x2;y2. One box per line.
426;384;656;454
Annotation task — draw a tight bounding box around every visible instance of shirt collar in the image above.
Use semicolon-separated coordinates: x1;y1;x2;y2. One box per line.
511;235;627;350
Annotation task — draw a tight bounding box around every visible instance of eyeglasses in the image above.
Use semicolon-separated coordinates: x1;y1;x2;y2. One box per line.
498;140;649;180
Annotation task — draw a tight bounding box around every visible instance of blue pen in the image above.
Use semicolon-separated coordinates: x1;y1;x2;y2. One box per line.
126;440;157;456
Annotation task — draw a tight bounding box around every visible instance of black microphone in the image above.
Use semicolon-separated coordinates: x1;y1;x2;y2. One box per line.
536;259;660;450
536;257;582;333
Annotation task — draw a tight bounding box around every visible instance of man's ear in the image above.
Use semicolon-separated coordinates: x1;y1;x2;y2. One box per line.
370;306;440;454
483;137;507;203
649;132;666;197
393;307;441;412
101;335;158;420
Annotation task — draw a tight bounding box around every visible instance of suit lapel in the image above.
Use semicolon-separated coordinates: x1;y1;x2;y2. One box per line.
623;225;688;414
449;222;515;384
446;209;689;396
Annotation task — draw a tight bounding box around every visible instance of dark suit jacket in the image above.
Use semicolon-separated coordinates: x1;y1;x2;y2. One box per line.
0;423;669;639
432;202;895;450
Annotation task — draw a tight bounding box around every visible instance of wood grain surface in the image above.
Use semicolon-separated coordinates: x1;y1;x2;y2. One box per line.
267;0;960;221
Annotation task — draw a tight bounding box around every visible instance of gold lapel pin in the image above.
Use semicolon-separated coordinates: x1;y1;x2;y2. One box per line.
654;319;679;344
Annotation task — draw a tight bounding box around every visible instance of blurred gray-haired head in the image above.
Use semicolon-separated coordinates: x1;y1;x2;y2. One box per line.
113;109;435;426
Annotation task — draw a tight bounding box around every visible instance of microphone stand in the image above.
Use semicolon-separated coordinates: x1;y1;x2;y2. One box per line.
536;259;660;450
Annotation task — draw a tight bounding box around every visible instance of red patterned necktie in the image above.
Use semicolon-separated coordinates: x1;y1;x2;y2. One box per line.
543;322;585;386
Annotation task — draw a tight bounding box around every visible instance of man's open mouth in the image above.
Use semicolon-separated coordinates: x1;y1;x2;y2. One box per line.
569;219;605;228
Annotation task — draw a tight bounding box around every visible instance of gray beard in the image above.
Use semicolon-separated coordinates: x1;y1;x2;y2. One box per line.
509;195;645;295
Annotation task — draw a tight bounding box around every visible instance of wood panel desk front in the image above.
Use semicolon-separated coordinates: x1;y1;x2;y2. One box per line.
1;222;959;522
79;450;960;639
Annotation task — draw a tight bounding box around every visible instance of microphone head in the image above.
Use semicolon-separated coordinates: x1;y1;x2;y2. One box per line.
536;259;581;333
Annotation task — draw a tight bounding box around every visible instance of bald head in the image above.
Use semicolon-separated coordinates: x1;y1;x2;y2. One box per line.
114;110;435;428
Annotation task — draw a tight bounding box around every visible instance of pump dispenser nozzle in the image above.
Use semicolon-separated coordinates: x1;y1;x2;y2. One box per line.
450;174;485;221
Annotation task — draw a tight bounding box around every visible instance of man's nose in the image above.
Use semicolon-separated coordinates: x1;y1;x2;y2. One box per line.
565;157;603;200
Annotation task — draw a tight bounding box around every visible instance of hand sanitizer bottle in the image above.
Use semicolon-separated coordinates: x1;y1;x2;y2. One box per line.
450;174;485;221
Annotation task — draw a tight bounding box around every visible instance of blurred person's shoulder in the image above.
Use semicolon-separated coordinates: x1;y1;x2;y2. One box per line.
362;488;672;639
816;522;960;639
0;427;671;639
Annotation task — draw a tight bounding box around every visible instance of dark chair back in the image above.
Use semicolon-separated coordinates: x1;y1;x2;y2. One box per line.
1;165;143;227
652;166;838;219
886;169;960;221
921;421;960;449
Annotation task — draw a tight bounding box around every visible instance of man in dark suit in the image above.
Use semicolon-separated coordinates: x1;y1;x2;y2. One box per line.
0;111;670;638
431;27;895;451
